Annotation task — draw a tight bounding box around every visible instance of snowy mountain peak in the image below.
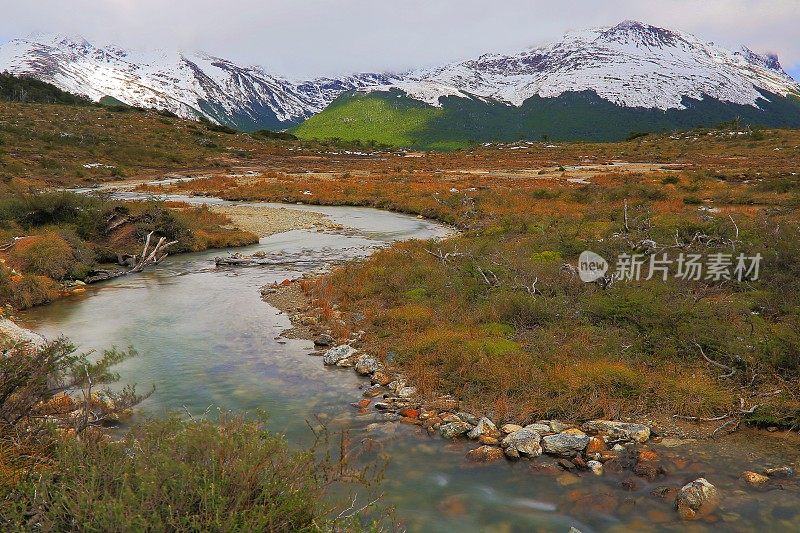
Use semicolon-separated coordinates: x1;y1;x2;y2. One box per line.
0;34;397;130
1;22;798;128
380;20;800;110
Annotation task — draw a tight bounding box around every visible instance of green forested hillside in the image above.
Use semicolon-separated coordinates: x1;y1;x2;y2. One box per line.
295;88;800;149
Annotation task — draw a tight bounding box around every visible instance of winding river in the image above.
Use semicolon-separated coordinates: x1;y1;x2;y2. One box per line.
20;198;800;532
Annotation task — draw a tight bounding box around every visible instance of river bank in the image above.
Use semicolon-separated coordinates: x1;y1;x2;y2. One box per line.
261;274;799;527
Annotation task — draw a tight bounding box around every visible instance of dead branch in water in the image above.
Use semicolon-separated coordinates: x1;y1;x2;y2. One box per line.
129;231;178;273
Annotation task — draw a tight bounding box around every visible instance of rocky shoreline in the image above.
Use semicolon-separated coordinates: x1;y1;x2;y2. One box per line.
261;277;797;524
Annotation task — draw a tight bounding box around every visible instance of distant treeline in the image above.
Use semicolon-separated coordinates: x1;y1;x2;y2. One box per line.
0;71;93;106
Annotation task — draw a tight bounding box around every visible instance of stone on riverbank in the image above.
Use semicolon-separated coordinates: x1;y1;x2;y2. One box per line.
542;433;590;457
501;424;523;434
440;421;473;439
467;417;500;440
524;423;553;435
323;345;356;365
355;354;379;375
587;460;604;476
581;420;651;443
313;334;333;347
676;478;720;521
501;428;542;459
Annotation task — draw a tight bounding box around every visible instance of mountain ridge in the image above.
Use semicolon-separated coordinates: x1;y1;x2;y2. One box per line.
1;21;799;140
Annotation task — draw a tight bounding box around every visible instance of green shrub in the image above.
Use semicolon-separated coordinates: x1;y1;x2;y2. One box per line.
1;415;375;532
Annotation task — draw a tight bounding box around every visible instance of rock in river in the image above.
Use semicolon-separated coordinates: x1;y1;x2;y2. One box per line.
676;478;720;521
542;433;590;457
466;445;505;463
323;345;356;365
581;420;651;443
313;334;333;347
440;421;473;439
355;354;379;375
501;428;542;459
467;417;500;440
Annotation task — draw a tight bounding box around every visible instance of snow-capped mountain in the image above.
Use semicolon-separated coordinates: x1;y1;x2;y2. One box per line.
371;20;799;110
0;32;397;130
1;21;798;135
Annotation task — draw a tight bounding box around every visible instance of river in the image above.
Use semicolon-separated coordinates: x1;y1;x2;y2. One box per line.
20;198;800;532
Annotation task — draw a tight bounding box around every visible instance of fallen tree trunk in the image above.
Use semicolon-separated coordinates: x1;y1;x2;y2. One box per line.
84;232;177;284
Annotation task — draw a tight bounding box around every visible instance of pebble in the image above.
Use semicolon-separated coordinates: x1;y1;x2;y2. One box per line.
501;423;523;434
456;412;479;425
763;466;795;478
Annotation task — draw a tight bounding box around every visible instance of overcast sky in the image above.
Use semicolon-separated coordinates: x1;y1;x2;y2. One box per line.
1;0;798;80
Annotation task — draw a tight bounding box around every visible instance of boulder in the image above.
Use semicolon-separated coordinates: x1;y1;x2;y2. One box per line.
467;417;500;440
501;428;542;458
676;478;720;520
440;421;472;439
323;345;356;365
581;420;651;443
466;445;505;463
355;354;379;375
542;433;590;457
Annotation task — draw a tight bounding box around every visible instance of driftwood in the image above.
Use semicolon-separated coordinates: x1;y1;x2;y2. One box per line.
84;231;177;284
215;253;320;267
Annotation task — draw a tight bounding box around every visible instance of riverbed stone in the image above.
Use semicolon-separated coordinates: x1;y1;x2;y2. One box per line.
581;420;651;443
466;445;505;463
371;371;392;386
355;354;380;375
742;471;769;485
313;334;333;347
524;423;553;434
363;384;383;397
501;428;542;459
587;460;604;476
456;412;478;425
542;433;590;457
440;421;472;439
501;423;523;434
467;417;500;440
549;420;571;432
763;466;795;478
397;386;417;398
323;345;356;365
676;478;721;521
